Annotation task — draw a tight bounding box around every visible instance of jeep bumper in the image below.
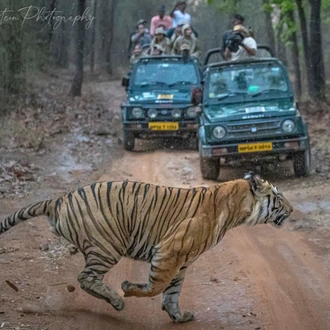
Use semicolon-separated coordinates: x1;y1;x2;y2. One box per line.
123;121;198;138
200;136;310;158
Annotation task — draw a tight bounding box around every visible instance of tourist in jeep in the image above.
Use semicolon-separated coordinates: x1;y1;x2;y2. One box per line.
150;27;170;55
224;25;257;61
130;45;145;65
172;24;200;58
150;5;172;36
170;1;191;27
131;20;152;50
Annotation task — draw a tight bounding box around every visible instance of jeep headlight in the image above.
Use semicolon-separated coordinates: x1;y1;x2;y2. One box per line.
186;107;198;118
282;119;295;132
172;109;182;118
212;126;226;139
147;108;157;119
132;107;143;118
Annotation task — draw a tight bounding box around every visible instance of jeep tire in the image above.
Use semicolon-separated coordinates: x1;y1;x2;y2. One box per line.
199;141;220;180
293;149;311;177
123;131;135;151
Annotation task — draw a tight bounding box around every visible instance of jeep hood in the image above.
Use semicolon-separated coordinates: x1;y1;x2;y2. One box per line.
204;99;296;122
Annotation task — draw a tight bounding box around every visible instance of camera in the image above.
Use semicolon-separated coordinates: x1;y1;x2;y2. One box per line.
226;32;244;53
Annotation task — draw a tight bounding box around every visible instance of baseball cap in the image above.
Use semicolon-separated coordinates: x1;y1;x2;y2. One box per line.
137;19;146;26
155;27;166;35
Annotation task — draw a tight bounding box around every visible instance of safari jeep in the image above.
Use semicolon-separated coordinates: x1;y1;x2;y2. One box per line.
197;57;311;180
121;55;202;151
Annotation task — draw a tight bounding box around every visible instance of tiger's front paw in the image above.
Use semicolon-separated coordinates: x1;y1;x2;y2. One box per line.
112;296;125;311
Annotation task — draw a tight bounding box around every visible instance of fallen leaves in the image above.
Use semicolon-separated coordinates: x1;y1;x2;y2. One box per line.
0;161;41;198
5;280;19;292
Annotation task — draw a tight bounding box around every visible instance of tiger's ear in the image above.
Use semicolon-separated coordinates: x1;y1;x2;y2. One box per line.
244;172;263;194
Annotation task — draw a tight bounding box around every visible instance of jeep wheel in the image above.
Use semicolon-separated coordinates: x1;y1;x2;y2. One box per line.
200;157;220;180
123;131;135;151
199;141;220;180
293;149;311;177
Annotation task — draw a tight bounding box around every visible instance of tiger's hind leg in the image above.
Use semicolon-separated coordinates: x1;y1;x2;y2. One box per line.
78;251;124;311
162;266;195;323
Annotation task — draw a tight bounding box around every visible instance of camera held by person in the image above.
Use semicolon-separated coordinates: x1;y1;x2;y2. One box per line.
224;25;257;61
226;31;245;53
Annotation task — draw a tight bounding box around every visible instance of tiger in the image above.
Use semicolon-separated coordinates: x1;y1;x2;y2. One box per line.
0;172;293;323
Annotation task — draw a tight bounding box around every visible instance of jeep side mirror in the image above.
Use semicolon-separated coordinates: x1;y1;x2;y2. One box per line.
122;76;129;88
192;87;203;105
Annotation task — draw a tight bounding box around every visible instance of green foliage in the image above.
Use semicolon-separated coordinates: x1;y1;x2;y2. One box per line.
265;0;298;45
206;0;239;15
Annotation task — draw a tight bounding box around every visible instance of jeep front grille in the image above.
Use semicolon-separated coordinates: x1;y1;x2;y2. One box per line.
226;120;282;138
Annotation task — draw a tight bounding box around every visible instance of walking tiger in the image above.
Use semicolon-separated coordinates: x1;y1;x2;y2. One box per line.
0;172;293;323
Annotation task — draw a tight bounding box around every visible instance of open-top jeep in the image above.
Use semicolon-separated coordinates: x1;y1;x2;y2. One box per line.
121;55;202;151
197;53;311;180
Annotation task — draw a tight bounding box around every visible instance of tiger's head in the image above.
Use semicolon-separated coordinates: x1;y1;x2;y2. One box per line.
244;172;293;228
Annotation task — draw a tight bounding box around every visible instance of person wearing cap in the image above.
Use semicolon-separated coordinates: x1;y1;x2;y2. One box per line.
170;1;191;28
180;42;191;59
224;24;257;61
131;19;152;50
172;24;200;58
150;5;172;36
150;26;170;55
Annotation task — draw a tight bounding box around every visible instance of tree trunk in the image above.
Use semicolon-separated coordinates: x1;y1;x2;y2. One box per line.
309;0;325;101
262;0;276;53
56;21;70;68
48;0;57;46
295;0;314;98
275;17;287;67
106;0;117;75
69;0;86;97
90;0;97;73
287;9;302;98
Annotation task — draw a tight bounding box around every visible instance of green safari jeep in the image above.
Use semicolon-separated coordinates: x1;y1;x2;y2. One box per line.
121;55;202;151
197;57;311;180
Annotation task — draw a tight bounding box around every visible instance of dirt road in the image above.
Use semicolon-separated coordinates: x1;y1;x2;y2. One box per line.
1;80;330;330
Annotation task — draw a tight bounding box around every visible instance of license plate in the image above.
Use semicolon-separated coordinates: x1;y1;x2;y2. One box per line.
238;142;273;153
148;122;179;130
157;94;173;99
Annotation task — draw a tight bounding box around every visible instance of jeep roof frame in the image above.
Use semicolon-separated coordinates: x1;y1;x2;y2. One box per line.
204;57;284;71
203;45;275;67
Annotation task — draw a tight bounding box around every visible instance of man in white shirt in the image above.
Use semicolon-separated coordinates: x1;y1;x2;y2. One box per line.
224;25;257;61
170;1;191;28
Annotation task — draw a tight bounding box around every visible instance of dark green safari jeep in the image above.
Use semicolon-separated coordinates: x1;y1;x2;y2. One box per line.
196;48;311;180
121;55;202;150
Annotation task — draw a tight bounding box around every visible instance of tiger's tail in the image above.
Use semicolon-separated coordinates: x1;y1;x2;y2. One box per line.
0;200;54;235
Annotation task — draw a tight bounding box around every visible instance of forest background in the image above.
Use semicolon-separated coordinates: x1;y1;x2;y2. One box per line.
0;0;328;108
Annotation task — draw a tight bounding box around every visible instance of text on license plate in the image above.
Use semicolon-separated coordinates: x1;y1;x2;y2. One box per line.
157;94;173;99
238;142;273;153
148;122;179;130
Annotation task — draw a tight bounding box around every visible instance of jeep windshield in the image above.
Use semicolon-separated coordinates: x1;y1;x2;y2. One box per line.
133;62;198;87
206;64;289;104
